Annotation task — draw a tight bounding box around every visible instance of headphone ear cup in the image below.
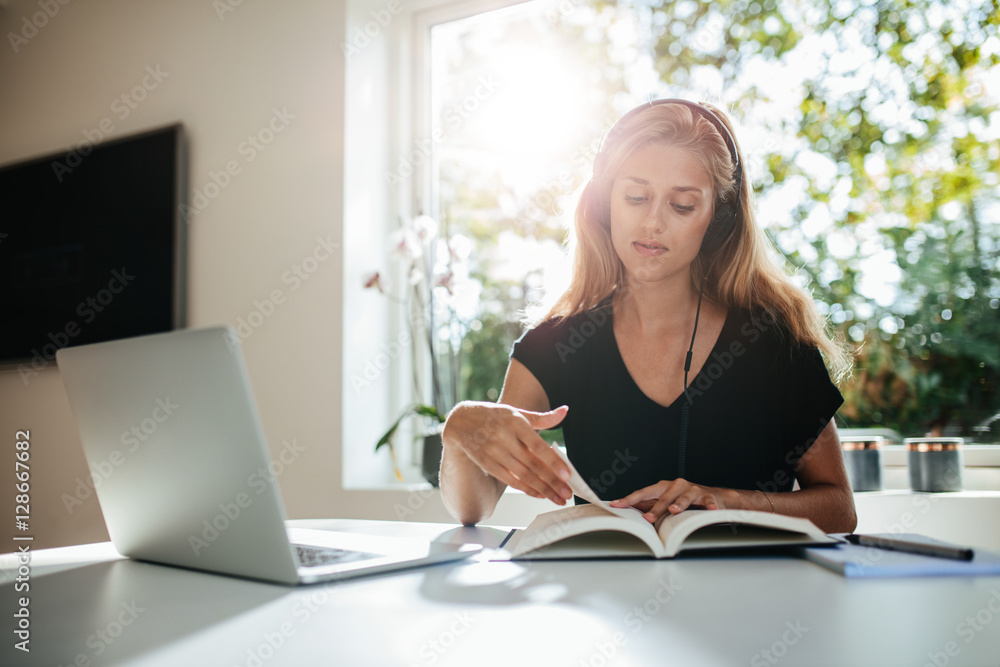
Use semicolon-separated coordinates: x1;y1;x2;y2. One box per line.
699;201;737;257
581;178;609;227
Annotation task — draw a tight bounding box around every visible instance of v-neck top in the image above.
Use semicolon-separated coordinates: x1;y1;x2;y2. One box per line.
510;300;843;500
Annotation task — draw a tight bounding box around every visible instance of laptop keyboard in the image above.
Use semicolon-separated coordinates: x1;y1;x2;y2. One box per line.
293;544;381;568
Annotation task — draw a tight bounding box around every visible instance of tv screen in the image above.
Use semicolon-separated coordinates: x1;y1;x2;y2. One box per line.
0;124;186;372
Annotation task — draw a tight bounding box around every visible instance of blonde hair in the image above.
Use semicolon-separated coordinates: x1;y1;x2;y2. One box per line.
545;101;852;382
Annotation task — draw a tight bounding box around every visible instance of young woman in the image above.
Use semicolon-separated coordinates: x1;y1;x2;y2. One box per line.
440;99;857;533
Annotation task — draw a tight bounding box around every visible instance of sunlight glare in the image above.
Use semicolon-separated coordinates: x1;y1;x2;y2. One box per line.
485;48;585;150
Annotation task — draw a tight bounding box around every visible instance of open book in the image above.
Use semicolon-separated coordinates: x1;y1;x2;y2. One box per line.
503;450;837;559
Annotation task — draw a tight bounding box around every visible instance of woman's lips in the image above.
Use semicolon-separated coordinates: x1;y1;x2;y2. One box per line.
633;240;667;257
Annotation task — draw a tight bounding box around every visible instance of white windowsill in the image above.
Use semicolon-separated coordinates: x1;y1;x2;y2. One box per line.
879;444;1000;467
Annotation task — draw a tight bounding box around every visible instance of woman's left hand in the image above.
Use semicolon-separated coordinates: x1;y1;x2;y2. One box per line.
609;479;732;524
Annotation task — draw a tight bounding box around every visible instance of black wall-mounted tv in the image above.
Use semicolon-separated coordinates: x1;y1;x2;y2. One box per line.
0;124;186;373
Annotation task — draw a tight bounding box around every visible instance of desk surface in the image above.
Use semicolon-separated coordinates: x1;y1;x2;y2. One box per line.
3;518;1000;667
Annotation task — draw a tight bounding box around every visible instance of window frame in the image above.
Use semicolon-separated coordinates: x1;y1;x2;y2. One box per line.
341;0;531;490
339;0;1000;510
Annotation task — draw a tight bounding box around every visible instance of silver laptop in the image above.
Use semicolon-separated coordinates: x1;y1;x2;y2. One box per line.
55;327;480;585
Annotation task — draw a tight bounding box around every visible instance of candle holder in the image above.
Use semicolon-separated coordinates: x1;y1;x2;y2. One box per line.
841;436;884;492
905;437;964;492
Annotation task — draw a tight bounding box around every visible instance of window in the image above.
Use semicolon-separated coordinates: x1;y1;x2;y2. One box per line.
420;2;622;408
413;0;1000;450
347;0;999;489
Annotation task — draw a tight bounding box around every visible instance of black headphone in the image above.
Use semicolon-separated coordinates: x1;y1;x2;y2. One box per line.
592;98;743;258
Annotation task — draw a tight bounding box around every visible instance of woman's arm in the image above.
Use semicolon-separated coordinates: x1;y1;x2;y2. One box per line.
439;359;573;525
759;419;857;532
610;420;858;534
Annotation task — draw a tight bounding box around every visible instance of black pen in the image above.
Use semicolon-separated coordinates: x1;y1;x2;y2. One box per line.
845;534;975;561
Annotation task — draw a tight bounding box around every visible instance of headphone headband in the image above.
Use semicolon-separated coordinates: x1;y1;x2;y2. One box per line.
595;99;740;175
592;98;743;256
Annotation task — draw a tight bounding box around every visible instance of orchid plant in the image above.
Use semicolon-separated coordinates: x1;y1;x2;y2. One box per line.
363;215;472;481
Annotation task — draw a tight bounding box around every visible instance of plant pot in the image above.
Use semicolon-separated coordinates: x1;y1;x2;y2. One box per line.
421;432;443;487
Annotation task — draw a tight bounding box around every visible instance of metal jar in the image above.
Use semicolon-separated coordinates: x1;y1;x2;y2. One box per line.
841;436;884;492
905;437;964;492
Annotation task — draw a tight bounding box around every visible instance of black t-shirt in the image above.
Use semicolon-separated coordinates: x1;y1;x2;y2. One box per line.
510;301;843;500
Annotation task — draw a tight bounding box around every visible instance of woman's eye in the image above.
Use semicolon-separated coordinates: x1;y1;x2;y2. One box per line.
673;204;696;214
625;195;647;204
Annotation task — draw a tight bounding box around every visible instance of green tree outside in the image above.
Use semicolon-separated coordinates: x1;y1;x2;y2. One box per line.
431;0;1000;442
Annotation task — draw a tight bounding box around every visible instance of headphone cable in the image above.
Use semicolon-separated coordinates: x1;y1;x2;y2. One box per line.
677;268;709;480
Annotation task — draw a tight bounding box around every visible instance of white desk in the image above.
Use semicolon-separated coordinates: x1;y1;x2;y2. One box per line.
3;519;1000;667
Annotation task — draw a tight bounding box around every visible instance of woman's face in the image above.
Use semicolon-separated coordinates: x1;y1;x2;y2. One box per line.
609;142;715;288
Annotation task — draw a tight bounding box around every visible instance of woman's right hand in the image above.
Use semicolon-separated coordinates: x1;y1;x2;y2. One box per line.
442;402;573;505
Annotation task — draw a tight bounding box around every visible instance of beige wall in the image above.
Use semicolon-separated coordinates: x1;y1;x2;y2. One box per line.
0;0;348;548
0;0;559;551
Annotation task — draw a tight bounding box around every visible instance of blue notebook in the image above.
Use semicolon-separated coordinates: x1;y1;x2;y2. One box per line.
802;533;1000;578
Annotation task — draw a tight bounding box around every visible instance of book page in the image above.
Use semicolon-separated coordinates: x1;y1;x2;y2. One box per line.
553;447;653;527
553;447;648;525
506;503;663;558
654;508;831;557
